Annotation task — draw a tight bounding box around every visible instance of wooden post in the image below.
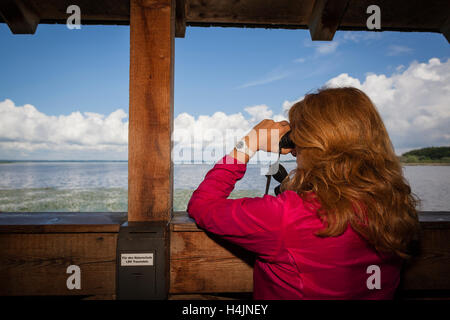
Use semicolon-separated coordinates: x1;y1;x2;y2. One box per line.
175;0;186;38
441;16;450;43
308;0;349;41
0;0;40;34
128;0;175;222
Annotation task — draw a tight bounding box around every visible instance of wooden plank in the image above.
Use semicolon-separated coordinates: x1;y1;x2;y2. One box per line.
170;212;450;294
0;0;39;34
441;16;450;43
0;233;117;296
0;224;120;234
185;0;315;26
128;0;175;222
401;227;450;291
417;212;450;229
0;0;448;34
29;0;130;25
169;293;252;300
0;212;126;233
308;0;349;41
170;211;450;232
170;230;254;293
175;0;186;37
340;0;449;32
170;211;199;231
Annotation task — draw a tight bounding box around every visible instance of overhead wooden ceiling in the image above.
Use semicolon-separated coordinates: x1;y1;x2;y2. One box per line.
1;0;449;42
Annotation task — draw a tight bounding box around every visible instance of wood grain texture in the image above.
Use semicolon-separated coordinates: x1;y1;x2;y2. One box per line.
29;0;130;25
170;230;254;293
170;212;450;295
0;0;448;35
170;211;199;231
0;211;447;297
0;212;126;233
175;0;186;37
0;0;40;34
186;0;315;25
308;0;349;41
441;16;450;43
341;0;449;31
128;0;175;222
0;233;117;296
401;227;450;291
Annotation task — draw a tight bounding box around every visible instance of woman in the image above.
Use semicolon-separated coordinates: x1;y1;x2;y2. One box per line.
187;87;420;300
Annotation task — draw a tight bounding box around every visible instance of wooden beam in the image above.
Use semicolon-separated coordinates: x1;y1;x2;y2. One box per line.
185;0;315;27
0;212;126;234
0;213;122;298
170;212;450;297
170;229;254;293
441;16;450;43
0;0;448;35
308;0;349;41
0;232;117;296
175;0;186;38
128;0;175;222
401;218;450;291
0;0;39;34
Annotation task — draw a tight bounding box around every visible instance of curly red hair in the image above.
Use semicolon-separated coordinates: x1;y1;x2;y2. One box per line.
283;87;420;258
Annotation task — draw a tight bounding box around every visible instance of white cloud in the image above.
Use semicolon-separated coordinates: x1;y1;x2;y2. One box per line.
341;31;382;43
298;31;382;64
244;105;273;123
396;64;405;72
387;45;413;56
325;57;450;152
172;106;287;163
2;58;448;160
0;99;128;159
237;70;291;89
281;97;303;113
315;41;339;54
304;40;339;55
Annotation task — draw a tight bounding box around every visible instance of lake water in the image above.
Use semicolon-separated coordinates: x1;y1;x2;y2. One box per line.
0;161;448;212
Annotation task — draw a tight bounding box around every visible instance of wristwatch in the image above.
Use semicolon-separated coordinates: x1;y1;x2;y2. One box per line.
235;138;256;158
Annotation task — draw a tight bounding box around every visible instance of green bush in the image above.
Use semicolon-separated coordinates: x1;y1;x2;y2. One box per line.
403;146;450;160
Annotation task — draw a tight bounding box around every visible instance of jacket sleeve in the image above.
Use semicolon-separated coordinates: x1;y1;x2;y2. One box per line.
187;155;286;260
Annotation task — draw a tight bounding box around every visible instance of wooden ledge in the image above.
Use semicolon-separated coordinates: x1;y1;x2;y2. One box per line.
0;212;127;233
1;211;448;233
415;211;450;228
0;212;125;296
171;211;450;231
170;211;450;295
171;211;200;232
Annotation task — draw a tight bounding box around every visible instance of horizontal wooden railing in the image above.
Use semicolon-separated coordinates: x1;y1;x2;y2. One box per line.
170;211;450;299
0;211;449;299
0;212;127;299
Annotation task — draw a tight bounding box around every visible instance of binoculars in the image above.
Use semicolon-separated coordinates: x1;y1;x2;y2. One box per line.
279;130;295;150
265;131;294;195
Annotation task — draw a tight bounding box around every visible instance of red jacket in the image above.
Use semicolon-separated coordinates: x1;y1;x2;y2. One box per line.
187;155;403;299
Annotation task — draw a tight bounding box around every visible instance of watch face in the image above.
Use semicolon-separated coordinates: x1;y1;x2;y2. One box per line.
236;141;244;149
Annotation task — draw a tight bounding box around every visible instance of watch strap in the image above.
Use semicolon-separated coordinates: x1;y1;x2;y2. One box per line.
235;139;256;158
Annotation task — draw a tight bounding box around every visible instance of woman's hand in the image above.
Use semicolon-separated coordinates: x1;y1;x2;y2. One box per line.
245;119;293;154
229;119;293;164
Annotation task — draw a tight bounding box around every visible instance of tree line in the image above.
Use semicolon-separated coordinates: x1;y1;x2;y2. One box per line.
400;146;450;163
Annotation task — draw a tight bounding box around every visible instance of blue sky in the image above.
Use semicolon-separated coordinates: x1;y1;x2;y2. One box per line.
0;23;449;160
176;27;448;115
0;24;129;117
